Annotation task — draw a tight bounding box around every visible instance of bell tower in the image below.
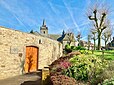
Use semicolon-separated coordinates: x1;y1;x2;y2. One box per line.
40;19;48;36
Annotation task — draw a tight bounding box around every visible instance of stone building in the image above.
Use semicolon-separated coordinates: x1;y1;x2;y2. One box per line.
0;26;62;79
57;31;76;48
107;37;114;49
79;40;94;50
34;20;76;48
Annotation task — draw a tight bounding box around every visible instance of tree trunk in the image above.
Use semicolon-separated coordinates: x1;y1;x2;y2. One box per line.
69;41;71;46
93;33;96;50
98;33;101;50
105;40;108;50
105;41;106;48
94;39;96;50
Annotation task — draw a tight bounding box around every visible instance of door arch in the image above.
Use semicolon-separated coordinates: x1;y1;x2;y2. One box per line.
24;46;39;73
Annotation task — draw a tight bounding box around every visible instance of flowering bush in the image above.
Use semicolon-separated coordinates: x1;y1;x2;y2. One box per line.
49;56;69;70
64;64;88;81
49;52;81;76
50;75;77;85
50;60;71;76
49;53;110;85
60;61;71;69
102;77;114;85
98;76;114;85
64;54;109;84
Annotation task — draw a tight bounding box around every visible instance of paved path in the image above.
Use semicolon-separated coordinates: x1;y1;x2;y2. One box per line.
0;72;42;85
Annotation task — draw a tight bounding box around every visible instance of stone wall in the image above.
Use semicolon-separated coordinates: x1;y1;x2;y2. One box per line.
0;27;63;79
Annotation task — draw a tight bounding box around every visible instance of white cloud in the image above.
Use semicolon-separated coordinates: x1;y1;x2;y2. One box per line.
63;0;80;32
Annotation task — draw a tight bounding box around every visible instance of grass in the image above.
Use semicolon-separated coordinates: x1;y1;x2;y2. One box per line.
89;50;114;60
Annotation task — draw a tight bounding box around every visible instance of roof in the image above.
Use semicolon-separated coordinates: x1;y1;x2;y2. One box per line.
57;33;76;42
63;33;76;41
62;34;70;41
33;32;61;40
49;34;61;40
57;35;65;41
32;31;46;37
33;31;76;42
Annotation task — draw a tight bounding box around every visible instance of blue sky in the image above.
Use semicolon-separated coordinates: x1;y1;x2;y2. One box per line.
0;0;114;41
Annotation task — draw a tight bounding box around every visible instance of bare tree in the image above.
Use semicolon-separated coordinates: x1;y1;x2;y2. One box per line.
76;33;82;46
88;35;91;50
87;4;110;50
91;29;97;50
102;27;112;49
67;32;74;46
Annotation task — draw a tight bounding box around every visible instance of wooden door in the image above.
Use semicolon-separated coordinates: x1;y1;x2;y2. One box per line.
24;46;38;73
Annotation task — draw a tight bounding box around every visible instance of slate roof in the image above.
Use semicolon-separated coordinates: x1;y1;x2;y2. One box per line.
33;32;61;40
57;35;65;42
63;34;76;41
32;31;76;42
32;31;46;37
49;34;61;40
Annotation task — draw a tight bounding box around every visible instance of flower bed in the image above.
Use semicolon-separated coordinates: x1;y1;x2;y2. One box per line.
49;52;112;85
51;75;77;85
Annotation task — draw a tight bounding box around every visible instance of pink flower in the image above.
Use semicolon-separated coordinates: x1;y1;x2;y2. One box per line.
59;61;71;69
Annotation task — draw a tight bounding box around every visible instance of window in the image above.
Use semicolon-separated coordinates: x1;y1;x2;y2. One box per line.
39;39;42;44
43;31;45;34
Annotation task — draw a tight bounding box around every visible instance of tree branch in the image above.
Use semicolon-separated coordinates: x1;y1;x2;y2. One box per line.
99;13;106;28
94;9;99;28
101;26;106;32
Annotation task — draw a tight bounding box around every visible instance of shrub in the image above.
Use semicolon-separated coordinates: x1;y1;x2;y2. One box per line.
49;56;70;70
101;76;114;85
50;65;63;76
49;52;81;71
50;75;77;85
64;64;88;81
49;57;71;76
75;46;86;50
79;50;88;54
64;44;72;53
65;44;71;49
64;54;109;84
59;61;71;69
66;51;81;58
64;45;86;54
100;61;114;81
71;46;76;50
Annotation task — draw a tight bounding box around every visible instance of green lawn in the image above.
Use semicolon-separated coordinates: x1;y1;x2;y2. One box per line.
90;50;114;60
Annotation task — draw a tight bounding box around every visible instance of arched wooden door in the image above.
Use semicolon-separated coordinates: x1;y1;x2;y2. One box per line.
24;46;38;73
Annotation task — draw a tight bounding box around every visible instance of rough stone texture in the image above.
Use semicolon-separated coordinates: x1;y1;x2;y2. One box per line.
0;27;63;79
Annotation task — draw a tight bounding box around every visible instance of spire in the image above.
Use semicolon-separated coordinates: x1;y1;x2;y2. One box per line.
62;30;65;35
42;19;46;26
